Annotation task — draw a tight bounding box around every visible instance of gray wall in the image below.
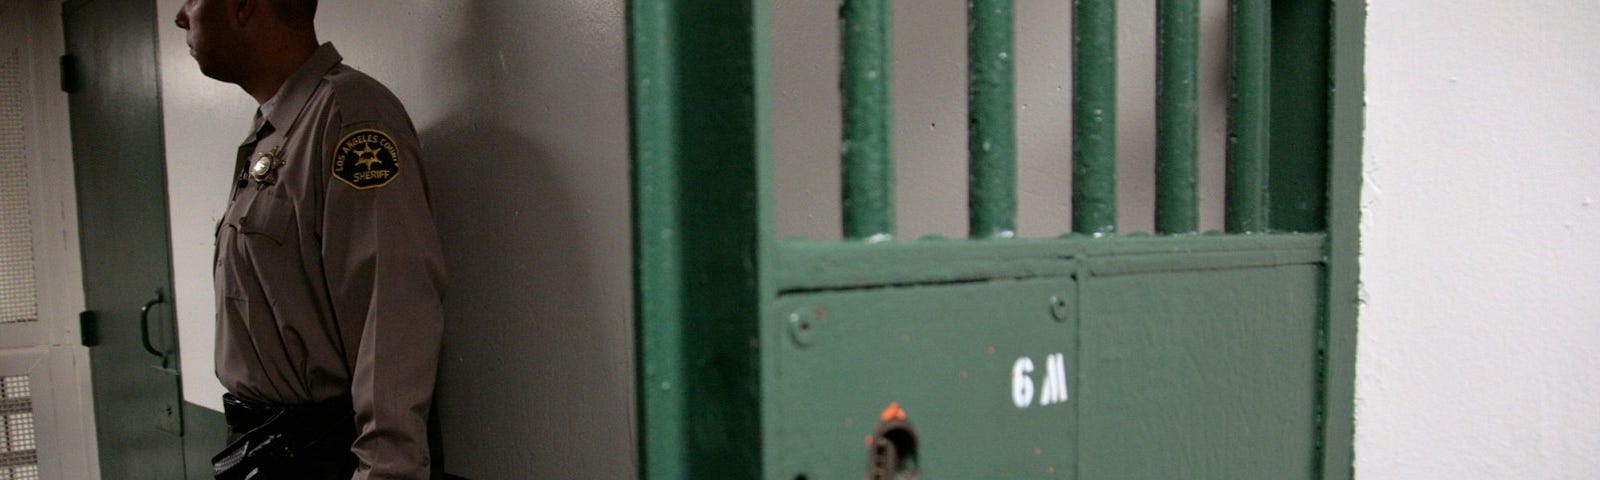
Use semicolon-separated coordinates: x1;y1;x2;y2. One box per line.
160;1;634;478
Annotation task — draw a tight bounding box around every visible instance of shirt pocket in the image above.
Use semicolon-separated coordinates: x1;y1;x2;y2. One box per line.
237;186;297;248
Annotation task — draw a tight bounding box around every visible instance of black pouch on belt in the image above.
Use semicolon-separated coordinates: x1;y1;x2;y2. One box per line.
212;394;355;480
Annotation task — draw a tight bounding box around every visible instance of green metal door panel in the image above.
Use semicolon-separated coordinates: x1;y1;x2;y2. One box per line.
64;0;187;477
629;0;1363;476
768;277;1078;479
1078;265;1320;479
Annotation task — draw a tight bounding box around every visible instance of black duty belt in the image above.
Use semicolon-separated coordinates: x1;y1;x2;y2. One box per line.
221;393;353;432
215;393;358;479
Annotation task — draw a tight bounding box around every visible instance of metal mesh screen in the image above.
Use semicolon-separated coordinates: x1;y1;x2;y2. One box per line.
0;375;37;480
0;49;39;325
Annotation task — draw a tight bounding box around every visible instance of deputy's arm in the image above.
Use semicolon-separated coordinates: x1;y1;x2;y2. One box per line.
320;99;445;480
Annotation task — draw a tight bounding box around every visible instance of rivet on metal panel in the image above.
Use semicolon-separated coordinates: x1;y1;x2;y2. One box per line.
788;308;818;347
1049;294;1072;322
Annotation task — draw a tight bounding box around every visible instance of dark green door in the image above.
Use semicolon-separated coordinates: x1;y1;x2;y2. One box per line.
64;0;187;477
630;1;1363;478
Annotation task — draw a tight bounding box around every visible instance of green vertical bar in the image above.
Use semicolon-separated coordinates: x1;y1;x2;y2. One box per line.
968;0;1017;239
1322;0;1364;476
1156;0;1200;234
630;0;764;478
841;0;894;240
628;2;682;475
1227;0;1270;233
1073;0;1117;236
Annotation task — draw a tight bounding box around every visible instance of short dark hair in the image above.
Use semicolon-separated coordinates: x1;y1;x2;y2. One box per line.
268;0;317;28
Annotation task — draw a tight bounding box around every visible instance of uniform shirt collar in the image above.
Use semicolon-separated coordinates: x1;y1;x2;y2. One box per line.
250;43;343;142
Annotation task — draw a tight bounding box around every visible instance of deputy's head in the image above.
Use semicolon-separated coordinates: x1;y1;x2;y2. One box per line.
174;0;318;84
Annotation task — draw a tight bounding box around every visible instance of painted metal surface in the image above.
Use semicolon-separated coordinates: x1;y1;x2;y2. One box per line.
841;0;894;240
967;0;1017;239
768;240;1326;479
63;0;187;476
1156;0;1201;234
630;0;1362;477
776;234;1324;293
768;277;1079;479
1226;0;1270;233
630;0;768;478
1078;264;1321;478
1071;0;1117;235
1319;0;1366;476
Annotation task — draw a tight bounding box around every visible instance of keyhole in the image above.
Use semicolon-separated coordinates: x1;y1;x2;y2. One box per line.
869;423;919;480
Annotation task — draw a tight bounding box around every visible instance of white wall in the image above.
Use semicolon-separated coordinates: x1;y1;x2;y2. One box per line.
157;0;255;412
1356;1;1600;477
158;1;634;478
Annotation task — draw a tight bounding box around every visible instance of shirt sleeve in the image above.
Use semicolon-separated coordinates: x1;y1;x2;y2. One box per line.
319;100;445;480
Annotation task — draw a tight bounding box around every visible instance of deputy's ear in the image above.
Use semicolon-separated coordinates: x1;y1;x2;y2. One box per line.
234;0;257;27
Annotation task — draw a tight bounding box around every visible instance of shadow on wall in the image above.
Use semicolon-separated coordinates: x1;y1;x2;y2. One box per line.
418;1;633;478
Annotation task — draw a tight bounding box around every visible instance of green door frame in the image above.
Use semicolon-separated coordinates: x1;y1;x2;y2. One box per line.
630;1;1363;477
630;2;772;477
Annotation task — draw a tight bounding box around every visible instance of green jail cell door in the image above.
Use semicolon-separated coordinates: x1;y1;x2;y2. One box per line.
64;0;187;477
630;1;1361;479
760;238;1328;479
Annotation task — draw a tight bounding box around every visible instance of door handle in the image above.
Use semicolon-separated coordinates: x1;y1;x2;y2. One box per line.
139;288;168;358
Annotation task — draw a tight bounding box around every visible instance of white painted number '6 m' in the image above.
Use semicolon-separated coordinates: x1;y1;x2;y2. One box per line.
1012;354;1070;408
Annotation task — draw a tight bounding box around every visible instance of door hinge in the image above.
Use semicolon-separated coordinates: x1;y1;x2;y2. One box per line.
79;310;98;347
59;55;81;93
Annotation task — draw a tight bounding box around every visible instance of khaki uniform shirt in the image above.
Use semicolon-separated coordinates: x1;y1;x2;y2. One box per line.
215;43;444;480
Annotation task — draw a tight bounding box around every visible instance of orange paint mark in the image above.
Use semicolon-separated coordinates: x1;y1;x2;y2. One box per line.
865;434;875;447
879;401;908;422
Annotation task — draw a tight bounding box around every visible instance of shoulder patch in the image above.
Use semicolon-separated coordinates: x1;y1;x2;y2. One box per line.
333;129;401;190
